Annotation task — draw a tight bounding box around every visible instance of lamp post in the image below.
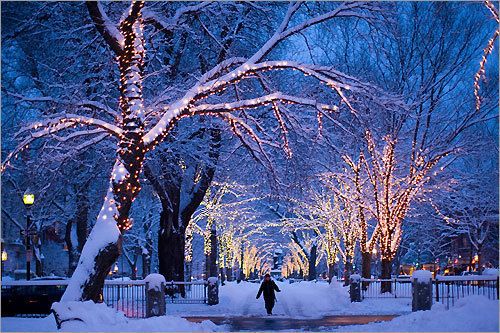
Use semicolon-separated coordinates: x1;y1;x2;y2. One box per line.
1;247;7;280
22;189;35;280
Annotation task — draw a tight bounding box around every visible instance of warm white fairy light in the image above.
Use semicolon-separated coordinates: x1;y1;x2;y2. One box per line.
473;0;499;113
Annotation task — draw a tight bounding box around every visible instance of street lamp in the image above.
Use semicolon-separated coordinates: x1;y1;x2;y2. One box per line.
22;189;35;280
1;248;7;280
23;191;35;206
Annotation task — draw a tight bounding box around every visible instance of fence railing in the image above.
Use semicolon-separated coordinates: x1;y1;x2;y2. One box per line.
360;276;499;309
434;275;499;309
361;278;413;299
103;280;146;318
164;281;207;304
2;279;208;318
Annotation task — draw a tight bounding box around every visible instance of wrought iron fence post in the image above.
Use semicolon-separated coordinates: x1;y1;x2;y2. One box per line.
207;277;219;305
145;275;166;317
349;274;361;302
411;270;432;312
434;279;439;302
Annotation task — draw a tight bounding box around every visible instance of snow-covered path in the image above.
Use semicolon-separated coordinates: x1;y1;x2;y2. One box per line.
168;280;412;318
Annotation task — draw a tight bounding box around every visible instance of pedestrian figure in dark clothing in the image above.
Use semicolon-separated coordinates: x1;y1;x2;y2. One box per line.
256;273;281;315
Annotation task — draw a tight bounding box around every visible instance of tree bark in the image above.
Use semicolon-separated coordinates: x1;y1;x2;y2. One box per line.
64;184;90;276
226;267;233;282
185;261;192;282
361;251;372;290
142;251;151;278
380;258;393;293
328;263;335;283
158;210;185;282
219;267;225;284
308;244;317;281
207;227;218;278
141;219;153;278
343;257;353;286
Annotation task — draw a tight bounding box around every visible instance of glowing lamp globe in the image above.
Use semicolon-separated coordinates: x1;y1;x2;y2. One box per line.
23;190;35;206
1;250;7;262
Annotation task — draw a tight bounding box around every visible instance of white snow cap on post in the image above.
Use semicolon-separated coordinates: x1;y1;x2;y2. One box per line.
207;277;218;285
144;273;166;291
349;274;361;282
412;270;432;282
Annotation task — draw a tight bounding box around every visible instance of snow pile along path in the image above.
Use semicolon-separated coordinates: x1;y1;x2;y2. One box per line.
2;301;225;332
334;295;499;332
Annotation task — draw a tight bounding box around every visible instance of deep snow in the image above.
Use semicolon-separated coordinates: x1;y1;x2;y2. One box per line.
333;295;499;332
1;280;498;332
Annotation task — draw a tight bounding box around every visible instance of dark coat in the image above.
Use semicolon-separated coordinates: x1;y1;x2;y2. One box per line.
256;280;281;303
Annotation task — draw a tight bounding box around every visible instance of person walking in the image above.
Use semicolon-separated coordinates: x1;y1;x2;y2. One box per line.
256;273;281;315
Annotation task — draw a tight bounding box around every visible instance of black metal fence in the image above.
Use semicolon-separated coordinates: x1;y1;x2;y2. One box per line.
2;279;209;318
361;278;413;298
360;276;499;309
103;280;146;318
164;281;207;304
434;276;499;309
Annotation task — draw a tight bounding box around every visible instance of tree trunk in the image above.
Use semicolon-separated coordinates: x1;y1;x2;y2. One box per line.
208;227;218;278
308;244;317;281
380;258;393;293
142;251;151;278
61;182;128;302
185;261;192;282
477;246;482;274
158;209;186;296
226;267;233;282
361;251;372;290
158;211;185;282
141;219;153;278
343;257;353;286
59;1;147;303
328;263;334;283
219;267;225;284
64;185;90;276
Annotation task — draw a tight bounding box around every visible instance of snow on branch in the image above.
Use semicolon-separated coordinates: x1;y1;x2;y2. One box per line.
473;0;499;113
2;115;122;173
142;1;213;35
191;92;338;114
143;60;353;147
86;1;124;55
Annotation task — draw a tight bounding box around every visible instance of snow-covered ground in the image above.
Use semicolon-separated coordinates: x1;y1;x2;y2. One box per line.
168;280;411;318
333;295;499;332
1;280;498;332
0;314;223;332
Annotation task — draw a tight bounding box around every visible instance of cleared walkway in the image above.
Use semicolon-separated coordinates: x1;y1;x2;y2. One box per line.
185;315;398;331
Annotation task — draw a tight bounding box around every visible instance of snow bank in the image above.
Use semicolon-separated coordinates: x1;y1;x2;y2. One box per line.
411;270;432;283
20;301;225;332
144;273;166;291
335;296;499;332
1;314;224;332
51;301;127;330
483;268;499;276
